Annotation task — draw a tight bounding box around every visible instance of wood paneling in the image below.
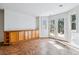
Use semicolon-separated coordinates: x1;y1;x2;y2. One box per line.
36;30;39;38
25;31;28;40
28;31;32;40
4;30;39;44
32;30;36;39
10;32;19;43
19;31;24;41
4;32;10;45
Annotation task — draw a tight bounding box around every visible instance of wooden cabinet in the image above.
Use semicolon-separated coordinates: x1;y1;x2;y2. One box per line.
4;32;10;45
25;31;28;40
19;31;24;41
28;31;32;40
10;32;19;43
32;31;36;39
36;30;39;38
4;30;39;44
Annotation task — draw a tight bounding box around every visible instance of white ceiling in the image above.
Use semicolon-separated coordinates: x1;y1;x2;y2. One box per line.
0;3;79;16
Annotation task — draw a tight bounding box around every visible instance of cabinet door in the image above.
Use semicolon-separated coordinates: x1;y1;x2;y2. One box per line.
32;30;36;39
4;32;10;44
10;32;19;43
19;31;24;41
28;31;32;40
25;31;28;40
36;30;39;38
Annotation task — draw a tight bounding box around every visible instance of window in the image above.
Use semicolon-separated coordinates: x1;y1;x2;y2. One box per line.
50;20;55;34
58;18;64;34
71;15;76;30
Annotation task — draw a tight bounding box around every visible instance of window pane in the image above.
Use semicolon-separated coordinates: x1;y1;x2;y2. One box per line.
58;18;64;34
71;14;76;30
72;23;76;30
72;15;76;22
50;20;55;33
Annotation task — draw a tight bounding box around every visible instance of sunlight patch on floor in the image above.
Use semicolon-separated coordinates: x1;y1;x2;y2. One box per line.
48;41;64;49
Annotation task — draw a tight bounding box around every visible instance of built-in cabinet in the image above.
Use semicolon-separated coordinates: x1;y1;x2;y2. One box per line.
4;32;10;45
4;30;39;45
10;32;19;43
19;31;25;40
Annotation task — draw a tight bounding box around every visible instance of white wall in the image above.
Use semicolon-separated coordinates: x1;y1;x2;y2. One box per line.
4;9;36;31
68;6;79;48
